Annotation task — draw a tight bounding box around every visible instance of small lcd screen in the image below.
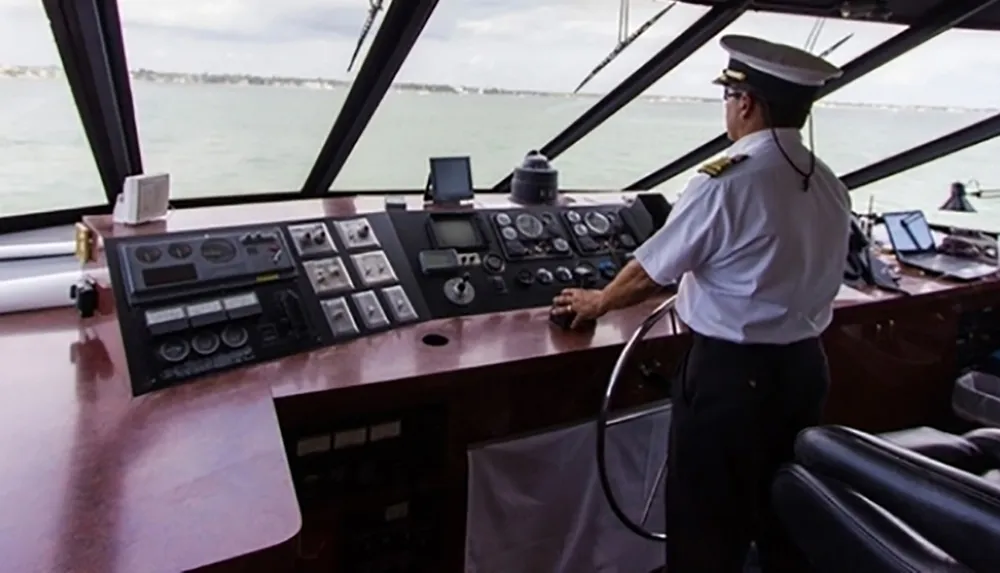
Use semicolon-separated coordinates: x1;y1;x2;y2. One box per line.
883;211;935;253
142;263;198;287
429;156;473;202
431;218;480;249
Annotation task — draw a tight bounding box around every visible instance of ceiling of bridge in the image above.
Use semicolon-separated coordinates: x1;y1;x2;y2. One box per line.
678;0;1000;31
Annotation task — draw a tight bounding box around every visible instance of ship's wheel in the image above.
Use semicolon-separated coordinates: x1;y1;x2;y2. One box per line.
596;294;677;541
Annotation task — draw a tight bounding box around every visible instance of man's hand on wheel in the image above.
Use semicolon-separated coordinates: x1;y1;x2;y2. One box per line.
551;288;606;330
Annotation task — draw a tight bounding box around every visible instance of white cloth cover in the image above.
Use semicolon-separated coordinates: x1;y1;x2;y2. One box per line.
466;404;670;573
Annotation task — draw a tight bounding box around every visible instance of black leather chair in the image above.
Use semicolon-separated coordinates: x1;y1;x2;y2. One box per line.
771;425;1000;573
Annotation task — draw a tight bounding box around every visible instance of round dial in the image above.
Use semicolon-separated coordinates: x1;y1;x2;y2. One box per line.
566;211;582;223
134;245;162;264
158;338;190;363
191;331;221;355
167;242;193;259
482;253;505;273
515;214;544;239
221;325;249;348
552;238;570;252
200;238;237;263
501;227;518;241
584;211;611;235
495;213;512;226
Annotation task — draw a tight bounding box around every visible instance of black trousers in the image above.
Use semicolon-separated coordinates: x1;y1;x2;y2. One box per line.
665;331;830;573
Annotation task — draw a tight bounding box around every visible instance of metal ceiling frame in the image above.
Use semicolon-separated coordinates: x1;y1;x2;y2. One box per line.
625;0;1000;191
490;0;752;192
841;112;1000;190
4;0;1000;235
300;0;441;196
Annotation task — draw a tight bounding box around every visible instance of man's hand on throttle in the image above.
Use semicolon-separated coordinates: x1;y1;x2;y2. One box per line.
551;288;606;329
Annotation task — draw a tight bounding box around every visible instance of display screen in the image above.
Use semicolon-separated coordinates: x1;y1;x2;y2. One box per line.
429;156;473;202
142;263;198;287
418;249;460;274
431;218;481;249
883;211;935;253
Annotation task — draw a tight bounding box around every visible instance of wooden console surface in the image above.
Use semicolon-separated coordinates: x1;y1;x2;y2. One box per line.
0;194;997;573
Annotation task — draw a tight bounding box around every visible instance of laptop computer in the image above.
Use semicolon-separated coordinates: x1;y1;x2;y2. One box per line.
882;210;999;281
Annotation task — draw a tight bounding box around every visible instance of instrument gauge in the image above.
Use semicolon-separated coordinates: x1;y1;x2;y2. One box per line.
515;213;544;239
221;325;249;348
200;238;237;263
191;331;221;355
584;211;611;235
134;245;162;264
167;242;193;260
158;338;190;363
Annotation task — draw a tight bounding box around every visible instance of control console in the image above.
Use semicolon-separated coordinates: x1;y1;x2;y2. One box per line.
104;197;662;394
106;214;428;396
389;203;643;319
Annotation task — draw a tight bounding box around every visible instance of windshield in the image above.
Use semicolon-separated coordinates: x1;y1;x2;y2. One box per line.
3;0;1000;231
1;2;104;217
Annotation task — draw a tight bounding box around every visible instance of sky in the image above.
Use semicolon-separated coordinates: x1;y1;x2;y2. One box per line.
2;0;1000;107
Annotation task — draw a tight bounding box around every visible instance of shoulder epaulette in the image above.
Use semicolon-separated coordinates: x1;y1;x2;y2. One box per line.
697;154;749;178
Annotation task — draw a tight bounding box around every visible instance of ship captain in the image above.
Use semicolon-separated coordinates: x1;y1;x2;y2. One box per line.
552;35;851;572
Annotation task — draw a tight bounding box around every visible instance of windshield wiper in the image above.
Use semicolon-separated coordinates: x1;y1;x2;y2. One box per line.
573;1;677;94
347;0;386;72
817;33;853;58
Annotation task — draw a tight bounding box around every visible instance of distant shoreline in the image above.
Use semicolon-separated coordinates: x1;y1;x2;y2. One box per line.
2;64;994;114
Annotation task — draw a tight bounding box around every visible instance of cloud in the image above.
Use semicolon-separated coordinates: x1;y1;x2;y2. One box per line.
1;0;999;106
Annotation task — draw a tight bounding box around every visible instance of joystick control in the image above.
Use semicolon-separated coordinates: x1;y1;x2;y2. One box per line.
549;265;598;331
443;272;475;306
573;265;597;288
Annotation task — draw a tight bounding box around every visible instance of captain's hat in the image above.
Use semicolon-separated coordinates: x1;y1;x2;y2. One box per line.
713;35;843;102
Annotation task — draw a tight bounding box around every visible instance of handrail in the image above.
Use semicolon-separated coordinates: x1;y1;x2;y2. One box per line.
596;294;677;542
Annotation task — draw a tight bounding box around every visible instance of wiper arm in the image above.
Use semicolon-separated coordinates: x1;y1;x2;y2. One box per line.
573;1;677;94
817;32;853;59
347;0;386;72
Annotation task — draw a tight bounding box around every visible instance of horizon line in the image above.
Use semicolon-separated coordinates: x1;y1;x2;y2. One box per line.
2;63;997;113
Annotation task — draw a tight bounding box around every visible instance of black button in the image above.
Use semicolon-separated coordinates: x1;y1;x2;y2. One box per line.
579;236;598;251
489;276;507;293
515;269;535;286
505;241;526;256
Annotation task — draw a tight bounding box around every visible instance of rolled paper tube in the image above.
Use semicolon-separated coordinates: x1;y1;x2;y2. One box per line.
0;241;76;261
0;270;83;315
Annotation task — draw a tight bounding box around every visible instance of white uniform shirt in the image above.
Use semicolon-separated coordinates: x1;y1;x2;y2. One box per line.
634;128;851;344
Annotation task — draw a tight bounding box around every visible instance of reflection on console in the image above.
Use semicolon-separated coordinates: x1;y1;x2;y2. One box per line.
105;198;661;395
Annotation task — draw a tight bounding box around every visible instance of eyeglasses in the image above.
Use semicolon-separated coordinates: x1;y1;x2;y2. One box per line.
723;88;744;100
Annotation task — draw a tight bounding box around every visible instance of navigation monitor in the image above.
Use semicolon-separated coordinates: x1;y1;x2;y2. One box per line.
883;211;936;253
429;216;483;250
428;156;474;204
